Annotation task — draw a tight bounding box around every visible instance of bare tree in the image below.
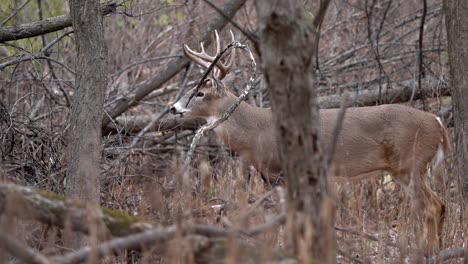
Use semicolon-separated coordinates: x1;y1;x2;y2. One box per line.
444;0;468;200
256;0;334;262
66;0;107;204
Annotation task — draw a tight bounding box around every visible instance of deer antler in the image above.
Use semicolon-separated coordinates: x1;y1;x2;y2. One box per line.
183;30;236;80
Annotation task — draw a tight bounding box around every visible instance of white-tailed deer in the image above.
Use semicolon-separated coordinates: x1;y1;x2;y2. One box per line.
170;31;448;255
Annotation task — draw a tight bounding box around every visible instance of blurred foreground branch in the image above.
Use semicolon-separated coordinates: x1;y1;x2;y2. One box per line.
0;184;150;237
0;231;50;264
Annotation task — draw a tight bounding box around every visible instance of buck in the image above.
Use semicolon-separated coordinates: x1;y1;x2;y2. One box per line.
170;31;448;255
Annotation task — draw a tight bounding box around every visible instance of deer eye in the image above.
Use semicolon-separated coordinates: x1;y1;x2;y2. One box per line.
196;92;205;97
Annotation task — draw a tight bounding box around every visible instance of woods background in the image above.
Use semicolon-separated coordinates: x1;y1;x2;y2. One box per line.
0;0;467;263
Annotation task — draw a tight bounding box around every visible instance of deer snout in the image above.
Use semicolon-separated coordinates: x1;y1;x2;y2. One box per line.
169;102;189;115
169;105;177;115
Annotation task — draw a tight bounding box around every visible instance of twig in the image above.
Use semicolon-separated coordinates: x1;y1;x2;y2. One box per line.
334;225;401;249
202;0;258;46
314;0;323;73
109;55;183;79
246;213;286;237
365;0;392;104
0;30;74;72
37;4;72;107
326;93;350;168
337;248;364;264
175;63;194;102
417;0;428;109
0;230;50;264
0;0;32;26
312;0;331;29
240;188;276;220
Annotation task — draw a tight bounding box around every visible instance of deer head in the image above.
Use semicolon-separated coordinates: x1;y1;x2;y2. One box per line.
170;30;236;121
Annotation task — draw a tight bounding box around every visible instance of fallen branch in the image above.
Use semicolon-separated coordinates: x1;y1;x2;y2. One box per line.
52;222;291;264
318;78;450;108
114;115;206;132
52;226;177;264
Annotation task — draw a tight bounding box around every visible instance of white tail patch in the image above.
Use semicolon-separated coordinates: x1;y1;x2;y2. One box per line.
433;116;445;168
433;143;445;168
435;116;444;127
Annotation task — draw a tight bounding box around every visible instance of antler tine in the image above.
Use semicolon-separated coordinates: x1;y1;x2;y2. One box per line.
200;42;206;53
214;30;221;56
183;44;211;69
223;30;237;69
212;30;237;79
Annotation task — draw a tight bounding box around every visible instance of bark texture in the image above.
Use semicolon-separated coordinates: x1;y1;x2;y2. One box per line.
256;1;335;262
444;0;468;200
67;0;107;204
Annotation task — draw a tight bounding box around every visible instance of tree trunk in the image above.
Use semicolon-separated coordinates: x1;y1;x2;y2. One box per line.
444;0;468;200
67;0;107;204
256;1;335;263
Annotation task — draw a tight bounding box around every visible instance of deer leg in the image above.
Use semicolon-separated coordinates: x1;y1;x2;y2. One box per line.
392;171;445;256
420;183;445;255
410;172;445;256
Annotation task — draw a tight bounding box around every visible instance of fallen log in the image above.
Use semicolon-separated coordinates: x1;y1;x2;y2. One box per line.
0;184;150;237
318;79;450;108
114;115;206;132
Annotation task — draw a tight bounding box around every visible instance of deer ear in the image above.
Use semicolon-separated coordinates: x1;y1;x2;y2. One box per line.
222;73;236;89
211;77;226;95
